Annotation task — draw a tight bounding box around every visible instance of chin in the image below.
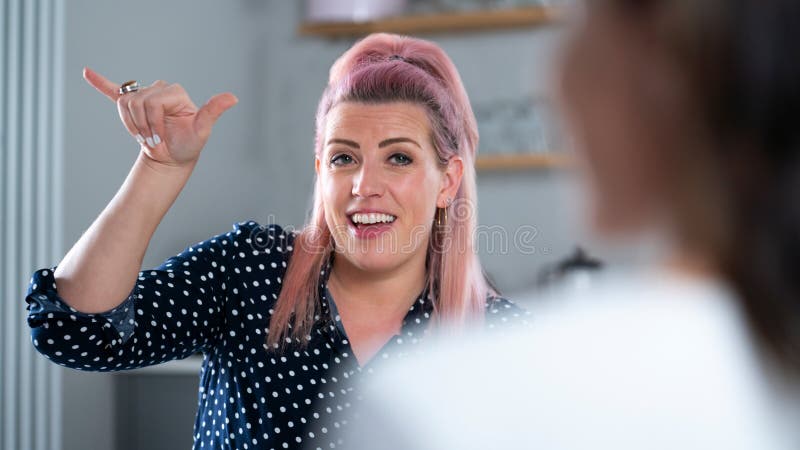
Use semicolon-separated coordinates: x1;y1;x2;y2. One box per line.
338;250;408;274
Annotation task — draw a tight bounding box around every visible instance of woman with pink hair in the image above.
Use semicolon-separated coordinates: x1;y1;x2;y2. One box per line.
24;33;525;449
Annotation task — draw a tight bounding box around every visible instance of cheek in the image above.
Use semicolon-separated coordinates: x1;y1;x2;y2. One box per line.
393;170;441;223
320;173;348;221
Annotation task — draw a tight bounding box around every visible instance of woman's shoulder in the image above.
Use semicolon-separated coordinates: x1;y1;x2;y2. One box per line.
484;295;530;330
227;220;298;246
183;220;299;291
351;273;791;450
485;295;524;313
211;220;298;262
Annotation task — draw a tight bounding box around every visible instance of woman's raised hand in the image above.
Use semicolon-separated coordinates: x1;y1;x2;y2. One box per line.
83;67;238;167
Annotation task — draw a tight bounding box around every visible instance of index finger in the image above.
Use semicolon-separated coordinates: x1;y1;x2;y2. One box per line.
83;67;122;102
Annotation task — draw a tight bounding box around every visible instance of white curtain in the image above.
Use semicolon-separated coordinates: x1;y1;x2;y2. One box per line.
1;1;64;449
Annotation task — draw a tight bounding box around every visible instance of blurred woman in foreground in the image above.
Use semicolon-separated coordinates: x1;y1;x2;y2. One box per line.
344;0;800;448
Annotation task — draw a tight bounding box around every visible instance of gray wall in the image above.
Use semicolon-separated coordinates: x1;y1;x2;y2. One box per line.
60;1;602;449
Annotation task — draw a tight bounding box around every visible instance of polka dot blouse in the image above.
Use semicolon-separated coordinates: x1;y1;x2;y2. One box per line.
25;221;528;449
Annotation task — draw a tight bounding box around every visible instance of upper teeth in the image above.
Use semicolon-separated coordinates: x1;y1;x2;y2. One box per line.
352;213;396;224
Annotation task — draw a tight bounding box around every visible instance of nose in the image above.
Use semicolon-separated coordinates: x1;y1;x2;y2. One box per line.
351;161;384;198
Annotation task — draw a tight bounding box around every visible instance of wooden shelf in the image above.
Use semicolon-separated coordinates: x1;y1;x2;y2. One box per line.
299;6;562;37
475;153;573;171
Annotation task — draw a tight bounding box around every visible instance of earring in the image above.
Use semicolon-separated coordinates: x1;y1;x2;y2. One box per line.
437;197;452;228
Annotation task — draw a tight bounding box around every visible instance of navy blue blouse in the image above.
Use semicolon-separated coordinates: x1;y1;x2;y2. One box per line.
26;221;528;449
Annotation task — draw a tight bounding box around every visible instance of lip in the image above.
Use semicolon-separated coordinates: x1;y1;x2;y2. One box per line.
346;208;396;216
346;209;397;240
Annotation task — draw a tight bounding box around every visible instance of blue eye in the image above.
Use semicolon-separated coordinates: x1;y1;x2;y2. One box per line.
330;154;354;166
389;153;412;165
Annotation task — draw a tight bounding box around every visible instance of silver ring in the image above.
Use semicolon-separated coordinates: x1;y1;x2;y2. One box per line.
118;80;140;95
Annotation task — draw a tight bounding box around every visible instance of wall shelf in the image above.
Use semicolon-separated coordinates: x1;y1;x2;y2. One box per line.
298;6;561;37
475;153;572;171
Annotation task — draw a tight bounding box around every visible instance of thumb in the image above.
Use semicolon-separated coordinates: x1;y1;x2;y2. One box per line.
194;93;238;140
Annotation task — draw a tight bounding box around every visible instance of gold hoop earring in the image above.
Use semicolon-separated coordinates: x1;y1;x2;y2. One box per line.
436;197;452;228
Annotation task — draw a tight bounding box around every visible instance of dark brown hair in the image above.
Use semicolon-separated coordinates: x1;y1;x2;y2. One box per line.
609;0;800;368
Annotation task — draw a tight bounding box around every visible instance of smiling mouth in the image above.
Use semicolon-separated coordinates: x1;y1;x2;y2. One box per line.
348;212;397;227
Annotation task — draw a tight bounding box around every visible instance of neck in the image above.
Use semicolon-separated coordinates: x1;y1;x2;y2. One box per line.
328;252;427;320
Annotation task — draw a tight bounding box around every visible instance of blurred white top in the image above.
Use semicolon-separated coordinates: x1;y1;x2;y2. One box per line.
344;270;800;450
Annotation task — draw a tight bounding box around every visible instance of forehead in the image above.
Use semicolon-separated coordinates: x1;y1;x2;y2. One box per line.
325;101;432;138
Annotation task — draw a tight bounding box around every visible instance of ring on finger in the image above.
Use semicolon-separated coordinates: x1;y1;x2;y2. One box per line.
119;80;140;95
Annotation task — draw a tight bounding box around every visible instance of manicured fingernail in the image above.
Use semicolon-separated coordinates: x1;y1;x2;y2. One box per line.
135;134;145;145
153;134;161;145
145;136;154;147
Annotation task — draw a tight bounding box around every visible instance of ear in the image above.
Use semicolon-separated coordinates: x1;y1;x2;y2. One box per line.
437;156;464;207
315;156;321;175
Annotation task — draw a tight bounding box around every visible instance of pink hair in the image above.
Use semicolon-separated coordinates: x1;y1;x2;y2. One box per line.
267;33;492;348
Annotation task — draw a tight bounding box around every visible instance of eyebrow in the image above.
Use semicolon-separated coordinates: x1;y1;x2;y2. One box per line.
326;137;422;150
327;138;360;149
379;137;422;149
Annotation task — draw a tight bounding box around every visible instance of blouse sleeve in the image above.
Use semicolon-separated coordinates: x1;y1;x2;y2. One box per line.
25;221;291;372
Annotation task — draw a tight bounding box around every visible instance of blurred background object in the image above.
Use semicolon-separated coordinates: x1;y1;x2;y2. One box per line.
305;0;407;22
536;246;604;293
0;0;659;449
473;96;560;156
